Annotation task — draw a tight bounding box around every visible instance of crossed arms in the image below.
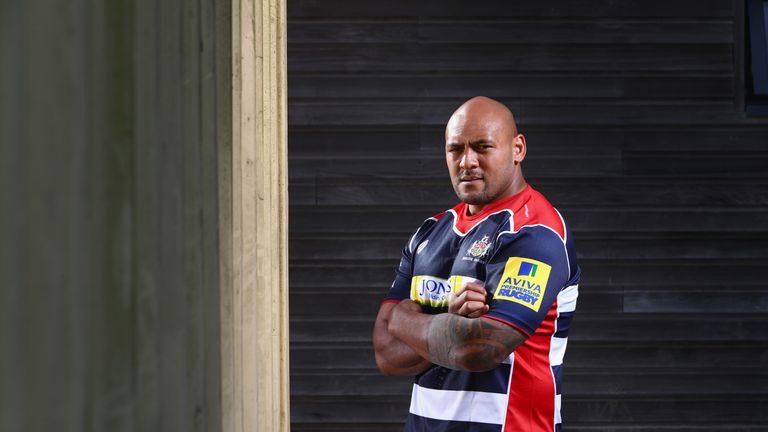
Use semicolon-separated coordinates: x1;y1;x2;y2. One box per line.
372;282;527;375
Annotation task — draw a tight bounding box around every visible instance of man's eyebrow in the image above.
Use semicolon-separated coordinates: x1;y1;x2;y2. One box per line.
470;139;493;145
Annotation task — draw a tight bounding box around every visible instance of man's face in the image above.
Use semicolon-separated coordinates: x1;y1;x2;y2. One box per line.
445;113;517;206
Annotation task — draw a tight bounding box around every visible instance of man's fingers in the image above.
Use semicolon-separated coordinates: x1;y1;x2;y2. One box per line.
450;281;485;303
463;291;486;303
464;304;491;318
462;281;486;294
449;281;489;315
459;301;489;317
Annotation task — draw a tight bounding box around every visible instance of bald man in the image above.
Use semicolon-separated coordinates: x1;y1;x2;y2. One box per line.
373;97;581;431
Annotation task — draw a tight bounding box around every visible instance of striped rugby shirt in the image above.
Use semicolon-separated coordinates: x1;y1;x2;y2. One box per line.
384;185;580;432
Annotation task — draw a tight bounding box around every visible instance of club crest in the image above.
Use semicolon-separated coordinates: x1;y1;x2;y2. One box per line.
467;235;491;258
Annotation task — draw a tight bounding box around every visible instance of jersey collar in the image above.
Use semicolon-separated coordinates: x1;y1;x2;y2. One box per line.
451;185;532;235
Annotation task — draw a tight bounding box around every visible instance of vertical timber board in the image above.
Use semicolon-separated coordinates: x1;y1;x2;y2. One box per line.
0;0;224;430
88;0;136;430
133;0;222;430
203;0;228;430
133;0;163;427
0;0;24;429
223;0;289;430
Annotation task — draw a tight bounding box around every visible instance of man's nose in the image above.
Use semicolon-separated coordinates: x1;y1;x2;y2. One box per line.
459;148;479;170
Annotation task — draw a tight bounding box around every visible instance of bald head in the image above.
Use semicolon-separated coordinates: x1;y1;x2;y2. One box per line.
445;96;518;143
444;96;528;213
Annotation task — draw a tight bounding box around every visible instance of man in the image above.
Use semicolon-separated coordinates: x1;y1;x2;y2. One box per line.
372;96;580;431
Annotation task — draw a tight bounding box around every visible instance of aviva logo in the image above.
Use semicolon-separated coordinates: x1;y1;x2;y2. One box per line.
410;275;476;308
494;257;551;312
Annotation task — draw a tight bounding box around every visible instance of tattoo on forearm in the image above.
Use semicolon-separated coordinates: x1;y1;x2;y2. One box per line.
426;314;520;371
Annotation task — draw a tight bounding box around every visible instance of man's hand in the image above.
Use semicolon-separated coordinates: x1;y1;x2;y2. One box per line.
449;281;489;318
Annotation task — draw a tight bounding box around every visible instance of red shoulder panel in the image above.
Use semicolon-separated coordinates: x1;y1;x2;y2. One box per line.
431;211;447;220
513;190;566;242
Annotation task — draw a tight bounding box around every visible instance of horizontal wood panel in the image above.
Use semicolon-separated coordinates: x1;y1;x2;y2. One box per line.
290;342;768;370
289;22;732;44
289;75;733;100
289;259;767;287
289;44;733;73
289;101;746;127
289;208;768;233
624;151;768;176
288;127;768;153
291;369;768;396
290;316;768;343
288;0;734;19
289;234;768;260
625;291;768;313
291;181;768;207
290;396;768;423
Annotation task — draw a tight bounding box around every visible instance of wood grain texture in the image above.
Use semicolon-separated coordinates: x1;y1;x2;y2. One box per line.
287;0;768;430
221;0;290;430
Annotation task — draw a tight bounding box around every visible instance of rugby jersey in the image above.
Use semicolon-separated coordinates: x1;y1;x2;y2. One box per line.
384;185;580;432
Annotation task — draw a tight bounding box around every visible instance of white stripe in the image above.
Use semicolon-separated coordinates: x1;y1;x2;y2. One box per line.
557;284;579;313
555;208;567;243
555;394;562;423
549;309;560;431
448;208;513;236
501;351;515;427
549;336;568;366
409;384;507;425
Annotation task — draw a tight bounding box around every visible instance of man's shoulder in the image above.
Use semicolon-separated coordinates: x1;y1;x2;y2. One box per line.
512;187;567;243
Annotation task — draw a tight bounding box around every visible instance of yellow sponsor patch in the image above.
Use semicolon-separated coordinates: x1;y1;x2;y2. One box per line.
410;275;477;307
493;257;551;312
411;275;453;307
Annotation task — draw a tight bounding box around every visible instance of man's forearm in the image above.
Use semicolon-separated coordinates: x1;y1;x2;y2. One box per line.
389;300;525;372
373;302;432;376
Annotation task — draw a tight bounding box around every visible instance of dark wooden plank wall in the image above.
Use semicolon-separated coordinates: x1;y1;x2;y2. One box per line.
287;1;768;430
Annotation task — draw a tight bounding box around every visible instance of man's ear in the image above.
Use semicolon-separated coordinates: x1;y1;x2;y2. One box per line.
513;134;527;164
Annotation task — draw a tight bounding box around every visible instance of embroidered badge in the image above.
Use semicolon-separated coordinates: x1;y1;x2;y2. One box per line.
467;235;492;258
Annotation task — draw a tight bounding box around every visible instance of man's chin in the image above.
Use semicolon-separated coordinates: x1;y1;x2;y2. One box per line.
456;191;491;206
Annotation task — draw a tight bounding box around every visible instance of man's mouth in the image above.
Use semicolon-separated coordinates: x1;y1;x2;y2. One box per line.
459;174;483;183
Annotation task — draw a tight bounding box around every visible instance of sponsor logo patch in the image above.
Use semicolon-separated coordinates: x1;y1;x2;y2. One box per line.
493;257;551;312
411;275;453;307
410;275;480;307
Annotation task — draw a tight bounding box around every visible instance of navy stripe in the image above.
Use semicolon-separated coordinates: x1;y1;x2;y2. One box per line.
552;364;563;394
553;311;574;338
405;413;502;432
555;423;562;432
415;364;511;394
